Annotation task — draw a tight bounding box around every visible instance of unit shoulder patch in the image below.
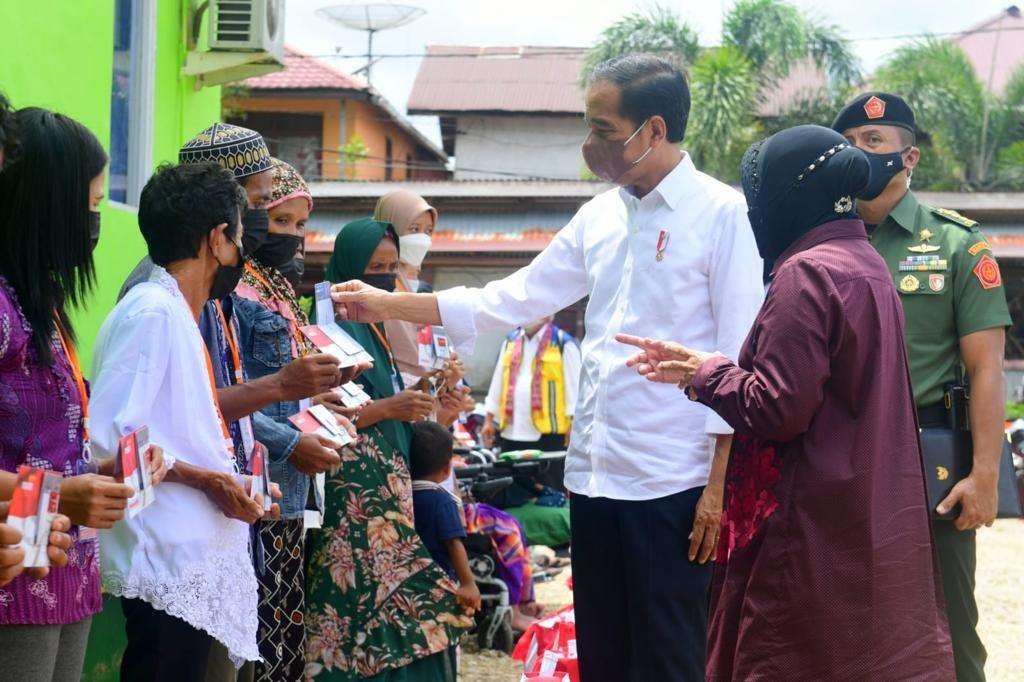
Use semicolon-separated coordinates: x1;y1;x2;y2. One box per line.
973;255;1002;289
930;207;978;229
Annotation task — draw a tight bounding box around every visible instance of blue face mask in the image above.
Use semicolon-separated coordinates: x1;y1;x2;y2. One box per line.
859;148;909;200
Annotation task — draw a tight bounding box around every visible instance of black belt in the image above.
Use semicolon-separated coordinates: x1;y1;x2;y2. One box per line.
917;402;950;428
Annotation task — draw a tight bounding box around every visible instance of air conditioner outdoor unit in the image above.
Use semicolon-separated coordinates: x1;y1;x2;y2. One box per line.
182;0;286;87
208;0;284;60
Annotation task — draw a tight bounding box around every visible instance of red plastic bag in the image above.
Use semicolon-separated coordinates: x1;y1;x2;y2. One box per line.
512;605;579;682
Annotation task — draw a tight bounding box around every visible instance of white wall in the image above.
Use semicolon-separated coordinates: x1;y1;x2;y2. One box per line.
453;115;588;180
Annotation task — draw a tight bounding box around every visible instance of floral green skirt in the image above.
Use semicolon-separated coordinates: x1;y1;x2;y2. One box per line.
304;432;473;680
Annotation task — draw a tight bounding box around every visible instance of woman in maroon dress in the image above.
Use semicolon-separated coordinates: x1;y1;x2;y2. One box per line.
618;125;954;680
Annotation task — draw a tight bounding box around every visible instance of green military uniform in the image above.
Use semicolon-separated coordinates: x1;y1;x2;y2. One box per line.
869;190;1011;682
869;190;1012;407
836;90;1012;682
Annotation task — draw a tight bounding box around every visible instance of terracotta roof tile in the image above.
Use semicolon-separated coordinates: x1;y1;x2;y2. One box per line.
243;45;368;91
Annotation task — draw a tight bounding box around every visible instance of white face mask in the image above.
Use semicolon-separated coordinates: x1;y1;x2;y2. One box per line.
399;233;432;268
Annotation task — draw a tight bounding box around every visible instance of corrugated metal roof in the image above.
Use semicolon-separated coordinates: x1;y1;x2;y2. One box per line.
407;45;587;115
304;208;574;253
307;181;1024;211
308;179;609;199
243;45;368;91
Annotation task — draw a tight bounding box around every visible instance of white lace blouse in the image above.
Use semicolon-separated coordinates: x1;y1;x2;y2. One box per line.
90;267;259;665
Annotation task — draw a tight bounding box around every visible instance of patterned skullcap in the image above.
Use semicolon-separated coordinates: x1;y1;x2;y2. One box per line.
266;158;313;211
178;122;273;179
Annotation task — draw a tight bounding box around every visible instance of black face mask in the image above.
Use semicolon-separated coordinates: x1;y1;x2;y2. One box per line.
278;256;305;289
242;208;270;254
361;273;397;293
859;149;908;200
209;236;245;300
254;234;302;270
88;211;101;252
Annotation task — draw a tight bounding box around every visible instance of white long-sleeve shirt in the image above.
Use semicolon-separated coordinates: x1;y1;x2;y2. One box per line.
90;267;259;664
483;326;582;442
438;155;764;500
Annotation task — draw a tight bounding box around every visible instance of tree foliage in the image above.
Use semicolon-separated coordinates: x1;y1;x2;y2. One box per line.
582;1;860;182
583;2;1024;189
874;38;1024;190
581;6;700;83
687;46;759;179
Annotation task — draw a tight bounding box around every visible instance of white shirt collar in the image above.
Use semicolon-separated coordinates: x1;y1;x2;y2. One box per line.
618;153;697;211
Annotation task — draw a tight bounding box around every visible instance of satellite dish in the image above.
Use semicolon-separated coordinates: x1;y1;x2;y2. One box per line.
316;3;425;83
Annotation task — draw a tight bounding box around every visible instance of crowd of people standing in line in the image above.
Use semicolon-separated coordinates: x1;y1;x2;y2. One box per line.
0;48;1013;682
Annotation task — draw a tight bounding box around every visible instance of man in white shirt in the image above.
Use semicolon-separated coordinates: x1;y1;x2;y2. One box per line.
332;54;764;680
481;316;582;453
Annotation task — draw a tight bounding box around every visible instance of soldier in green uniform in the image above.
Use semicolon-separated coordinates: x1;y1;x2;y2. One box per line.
834;92;1011;682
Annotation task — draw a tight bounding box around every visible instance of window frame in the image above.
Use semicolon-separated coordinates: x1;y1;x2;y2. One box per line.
108;0;156;209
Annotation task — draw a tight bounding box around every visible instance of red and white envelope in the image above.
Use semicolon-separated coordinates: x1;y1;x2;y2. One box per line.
417;326;454;371
303;281;374;368
119;426;155;518
289;405;354;448
7;465;63;567
247;442;273;512
332;382;372;409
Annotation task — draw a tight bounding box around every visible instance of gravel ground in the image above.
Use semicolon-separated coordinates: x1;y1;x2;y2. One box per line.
460;519;1024;681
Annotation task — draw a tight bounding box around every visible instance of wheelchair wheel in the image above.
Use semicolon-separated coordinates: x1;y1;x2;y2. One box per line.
478;611;516;654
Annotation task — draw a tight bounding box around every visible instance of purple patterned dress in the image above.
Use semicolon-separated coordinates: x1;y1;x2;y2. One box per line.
0;277;101;624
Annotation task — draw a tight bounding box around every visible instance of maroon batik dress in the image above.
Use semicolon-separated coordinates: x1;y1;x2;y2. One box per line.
691;220;954;681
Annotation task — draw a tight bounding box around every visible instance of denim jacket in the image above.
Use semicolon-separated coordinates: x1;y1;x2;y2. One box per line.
232;295;307;520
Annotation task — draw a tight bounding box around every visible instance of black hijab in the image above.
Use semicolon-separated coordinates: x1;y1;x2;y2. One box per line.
741;125;871;279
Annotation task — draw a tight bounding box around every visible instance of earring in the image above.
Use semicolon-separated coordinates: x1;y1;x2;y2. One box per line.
834;196;853;214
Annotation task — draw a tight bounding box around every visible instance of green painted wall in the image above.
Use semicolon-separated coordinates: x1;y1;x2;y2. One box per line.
1;3;223;678
0;0;222;375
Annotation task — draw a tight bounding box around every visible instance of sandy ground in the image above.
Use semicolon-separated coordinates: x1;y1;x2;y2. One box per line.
460;519;1024;681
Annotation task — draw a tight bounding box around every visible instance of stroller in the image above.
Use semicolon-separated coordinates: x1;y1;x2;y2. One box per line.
454;457;518;653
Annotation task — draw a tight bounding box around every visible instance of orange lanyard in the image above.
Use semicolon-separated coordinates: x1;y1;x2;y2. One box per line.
370;323;400;379
370;323;392;356
202;345;235;456
212;300;244;385
243;262;307;356
53;314;89;444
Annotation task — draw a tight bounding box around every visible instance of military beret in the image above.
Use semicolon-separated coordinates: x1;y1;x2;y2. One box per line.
179;122;273;179
831;92;916;136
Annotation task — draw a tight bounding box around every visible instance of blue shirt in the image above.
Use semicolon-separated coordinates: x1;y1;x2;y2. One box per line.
412;488;466;578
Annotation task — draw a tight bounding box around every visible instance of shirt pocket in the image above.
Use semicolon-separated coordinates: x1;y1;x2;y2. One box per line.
627;261;676;322
251;316;293;369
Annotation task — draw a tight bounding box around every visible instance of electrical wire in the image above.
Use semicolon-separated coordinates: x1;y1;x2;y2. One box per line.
265;136;585;180
281;25;1024;62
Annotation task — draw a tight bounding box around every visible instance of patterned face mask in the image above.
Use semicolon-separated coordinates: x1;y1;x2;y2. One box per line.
581;119;653;184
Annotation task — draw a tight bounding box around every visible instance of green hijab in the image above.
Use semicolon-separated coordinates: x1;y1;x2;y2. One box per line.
322;218;411;457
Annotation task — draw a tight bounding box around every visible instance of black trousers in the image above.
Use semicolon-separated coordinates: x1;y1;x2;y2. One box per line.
933;521;986;681
120;597;214;681
570;487;712;682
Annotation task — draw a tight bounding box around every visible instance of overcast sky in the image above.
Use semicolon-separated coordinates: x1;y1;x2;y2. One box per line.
284;0;1015;146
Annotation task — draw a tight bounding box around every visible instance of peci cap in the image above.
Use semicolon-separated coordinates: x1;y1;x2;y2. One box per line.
179;122;273;179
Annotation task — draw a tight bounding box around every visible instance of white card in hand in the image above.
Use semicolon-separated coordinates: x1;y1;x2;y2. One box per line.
314;281;335;325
